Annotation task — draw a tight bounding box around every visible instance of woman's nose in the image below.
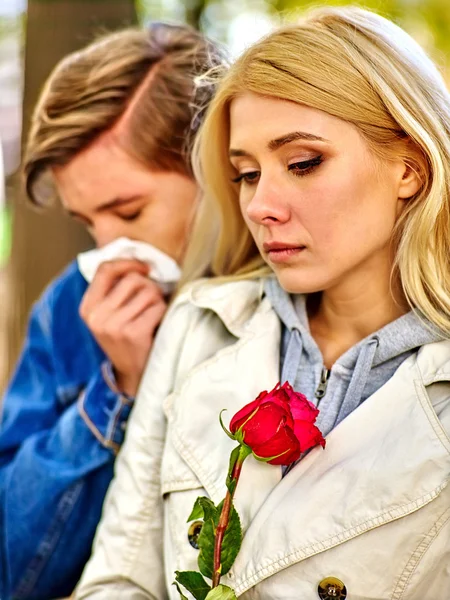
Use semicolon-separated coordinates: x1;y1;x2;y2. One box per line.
245;182;290;225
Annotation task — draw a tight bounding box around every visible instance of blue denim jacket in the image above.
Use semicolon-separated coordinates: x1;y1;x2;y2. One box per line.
0;260;133;600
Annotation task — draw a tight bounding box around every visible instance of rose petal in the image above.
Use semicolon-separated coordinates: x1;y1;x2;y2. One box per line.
290;395;319;423
252;424;301;465
229;391;267;433
260;401;294;430
275;382;318;423
293;420;326;452
241;403;292;447
266;384;291;410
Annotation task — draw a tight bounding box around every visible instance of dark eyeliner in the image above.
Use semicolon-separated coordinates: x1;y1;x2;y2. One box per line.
231;171;259;184
288;154;323;175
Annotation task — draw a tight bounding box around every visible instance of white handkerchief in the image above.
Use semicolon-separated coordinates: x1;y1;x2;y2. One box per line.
77;237;181;295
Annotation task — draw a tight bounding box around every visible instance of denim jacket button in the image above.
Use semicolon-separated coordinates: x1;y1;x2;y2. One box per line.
187;520;203;549
318;577;347;599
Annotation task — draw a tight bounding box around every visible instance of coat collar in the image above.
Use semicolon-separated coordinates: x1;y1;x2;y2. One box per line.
416;338;450;384
181;278;265;338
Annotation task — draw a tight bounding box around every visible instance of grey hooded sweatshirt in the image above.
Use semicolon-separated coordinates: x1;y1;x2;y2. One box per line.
264;277;443;438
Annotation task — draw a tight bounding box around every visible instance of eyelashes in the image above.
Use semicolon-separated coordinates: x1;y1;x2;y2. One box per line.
119;210;142;221
288;154;323;177
231;155;323;185
231;171;259;184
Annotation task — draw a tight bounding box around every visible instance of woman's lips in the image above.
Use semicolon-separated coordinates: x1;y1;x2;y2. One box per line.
265;245;306;263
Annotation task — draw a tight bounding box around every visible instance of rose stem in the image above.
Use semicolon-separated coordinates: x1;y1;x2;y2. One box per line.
212;444;250;588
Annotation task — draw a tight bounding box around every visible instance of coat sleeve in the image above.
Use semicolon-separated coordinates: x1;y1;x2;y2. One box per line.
0;291;132;600
74;294;196;600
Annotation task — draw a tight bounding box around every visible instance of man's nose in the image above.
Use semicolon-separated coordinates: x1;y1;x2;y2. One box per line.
92;219;124;248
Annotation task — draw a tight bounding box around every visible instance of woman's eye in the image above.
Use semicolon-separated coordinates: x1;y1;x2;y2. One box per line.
288;155;323;177
119;210;142;221
231;171;260;185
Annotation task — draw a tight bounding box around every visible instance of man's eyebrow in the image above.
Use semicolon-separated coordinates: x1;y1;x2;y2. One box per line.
229;131;329;158
95;195;143;211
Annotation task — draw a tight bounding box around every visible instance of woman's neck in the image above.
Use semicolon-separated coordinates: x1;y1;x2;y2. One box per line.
307;274;409;368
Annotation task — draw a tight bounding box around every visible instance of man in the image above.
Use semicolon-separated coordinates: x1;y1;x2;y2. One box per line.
0;23;225;600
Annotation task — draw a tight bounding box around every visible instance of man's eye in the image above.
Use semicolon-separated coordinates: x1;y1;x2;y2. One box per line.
120;211;142;221
231;171;260;184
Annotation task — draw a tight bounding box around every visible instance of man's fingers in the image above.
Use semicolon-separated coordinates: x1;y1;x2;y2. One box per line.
91;273;162;319
128;299;167;334
97;289;166;335
80;259;149;319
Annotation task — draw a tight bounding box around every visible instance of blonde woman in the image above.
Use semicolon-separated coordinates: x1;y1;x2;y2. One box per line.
0;23;226;600
76;7;450;600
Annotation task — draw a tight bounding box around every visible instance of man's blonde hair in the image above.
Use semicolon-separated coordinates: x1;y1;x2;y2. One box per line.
184;6;450;333
24;22;226;204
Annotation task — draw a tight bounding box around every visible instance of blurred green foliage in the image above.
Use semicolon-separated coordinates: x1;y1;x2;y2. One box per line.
1;1;449;65
0;206;11;267
136;0;449;71
270;0;450;63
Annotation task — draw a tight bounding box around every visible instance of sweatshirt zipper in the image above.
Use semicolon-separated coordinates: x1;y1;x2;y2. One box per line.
315;367;331;403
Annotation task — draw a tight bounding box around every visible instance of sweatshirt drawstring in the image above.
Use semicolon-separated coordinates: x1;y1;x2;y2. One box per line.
335;337;379;428
281;328;303;386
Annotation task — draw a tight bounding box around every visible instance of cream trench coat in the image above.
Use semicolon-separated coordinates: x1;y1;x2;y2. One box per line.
75;280;450;600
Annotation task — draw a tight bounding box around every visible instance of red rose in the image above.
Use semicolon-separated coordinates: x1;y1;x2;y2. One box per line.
229;382;325;465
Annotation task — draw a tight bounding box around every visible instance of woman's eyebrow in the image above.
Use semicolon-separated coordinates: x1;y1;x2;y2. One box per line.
229;130;329;157
267;131;329;151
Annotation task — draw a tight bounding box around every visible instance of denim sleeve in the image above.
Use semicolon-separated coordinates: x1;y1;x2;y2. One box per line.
0;300;134;600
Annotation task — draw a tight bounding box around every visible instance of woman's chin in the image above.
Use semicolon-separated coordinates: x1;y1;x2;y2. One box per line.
273;269;326;295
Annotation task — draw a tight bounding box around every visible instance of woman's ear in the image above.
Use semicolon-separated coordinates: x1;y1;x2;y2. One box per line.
397;161;422;199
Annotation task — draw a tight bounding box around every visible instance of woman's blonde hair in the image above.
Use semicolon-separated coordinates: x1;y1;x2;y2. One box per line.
184;5;450;333
24;22;226;205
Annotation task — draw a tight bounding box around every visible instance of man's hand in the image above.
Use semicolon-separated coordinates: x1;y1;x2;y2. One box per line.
79;259;167;397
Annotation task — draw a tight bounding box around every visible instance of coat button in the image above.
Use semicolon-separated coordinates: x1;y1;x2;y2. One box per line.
318;577;347;599
187;520;203;549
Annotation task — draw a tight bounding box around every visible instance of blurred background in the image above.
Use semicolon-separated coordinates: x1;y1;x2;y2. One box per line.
0;0;449;392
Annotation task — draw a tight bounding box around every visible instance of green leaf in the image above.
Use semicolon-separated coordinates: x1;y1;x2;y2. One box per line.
205;584;238;600
198;497;219;525
252;448;290;463
226;478;237;496
188;497;218;524
219;410;236;441
188;497;205;522
173;581;189;600
218;502;242;576
174;571;211;600
234;428;244;445
226;446;241;493
197;501;242;579
198;523;215;579
195;498;220;579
